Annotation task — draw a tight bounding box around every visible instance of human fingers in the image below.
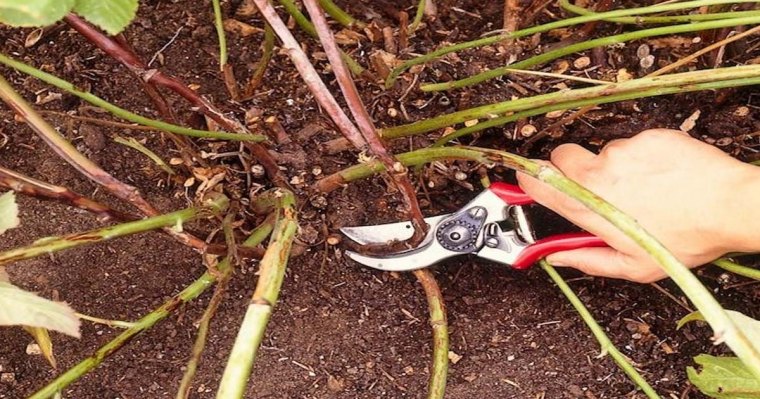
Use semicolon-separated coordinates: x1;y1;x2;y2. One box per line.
546;247;667;283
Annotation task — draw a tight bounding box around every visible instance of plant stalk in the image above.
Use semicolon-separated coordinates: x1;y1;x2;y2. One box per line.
276;0;366;76
560;0;760;25
317;0;365;28
0;195;228;266
216;189;298;399
0;53;264;142
713;258;760;280
380;65;760;139
541;261;661;398
421;15;760;91
385;0;760;87
413;269;449;399
0;166;134;222
303;0;429;246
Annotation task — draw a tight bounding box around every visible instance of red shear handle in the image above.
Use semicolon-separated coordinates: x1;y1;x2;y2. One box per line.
489;182;534;206
511;233;608;270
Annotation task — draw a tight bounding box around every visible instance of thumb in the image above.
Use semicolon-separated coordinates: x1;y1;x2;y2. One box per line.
546;247;664;283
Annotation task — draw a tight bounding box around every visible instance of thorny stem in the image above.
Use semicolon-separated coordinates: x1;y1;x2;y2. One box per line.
0;166;134;222
276;0;366;76
421;15;760;91
27;208;273;399
384;0;760;87
0;53;265;142
317;0;366;28
412;269;449;399
380;66;760;140
304;0;429;246
319;145;760;379
216;189;298;399
540;261;661;398
0;72;211;252
63;14;286;187
254;0;368;149
713;258;760;281
0;194;229;266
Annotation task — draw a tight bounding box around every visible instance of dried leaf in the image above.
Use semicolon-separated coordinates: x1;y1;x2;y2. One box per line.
23;326;57;368
0;282;80;337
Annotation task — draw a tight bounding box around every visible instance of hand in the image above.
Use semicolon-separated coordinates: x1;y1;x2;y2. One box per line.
517;129;760;283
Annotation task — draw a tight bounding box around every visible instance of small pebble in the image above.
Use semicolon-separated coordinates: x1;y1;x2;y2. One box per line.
326;235;341;245
251;164;266;178
573;56;591;69
520;124;537;137
454;171;467;181
312;166;322;176
640;55;655;69
0;373;15;384
636;44;651;59
464;119;479;127
26;343;42;356
715;137;733;147
387;108;398;117
734;106;750;117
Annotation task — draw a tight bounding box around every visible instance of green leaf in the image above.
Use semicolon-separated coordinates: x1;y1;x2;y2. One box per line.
677;310;706;330
0;191;20;235
688;354;760;398
0;282;80;338
73;0;138;35
0;0;75;27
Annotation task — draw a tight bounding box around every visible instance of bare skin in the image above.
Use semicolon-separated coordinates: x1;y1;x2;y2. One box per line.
517;129;760;283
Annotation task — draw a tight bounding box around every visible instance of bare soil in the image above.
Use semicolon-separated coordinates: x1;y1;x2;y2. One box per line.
1;1;759;398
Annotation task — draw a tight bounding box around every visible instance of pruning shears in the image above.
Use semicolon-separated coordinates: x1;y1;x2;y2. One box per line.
341;183;608;271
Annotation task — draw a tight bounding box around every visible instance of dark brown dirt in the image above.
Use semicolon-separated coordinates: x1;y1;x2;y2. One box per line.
1;1;759;398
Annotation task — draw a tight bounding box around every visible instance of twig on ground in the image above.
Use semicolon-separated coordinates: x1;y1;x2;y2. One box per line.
412;269;449;399
304;0;429;247
502;0;522;48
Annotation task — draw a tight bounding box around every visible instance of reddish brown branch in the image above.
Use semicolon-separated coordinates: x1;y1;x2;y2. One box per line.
303;0;428;246
63;14;286;187
251;0;368;150
0;166;135;222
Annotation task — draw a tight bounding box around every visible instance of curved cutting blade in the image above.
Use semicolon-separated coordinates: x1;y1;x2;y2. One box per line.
344;238;459;272
340;215;448;245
